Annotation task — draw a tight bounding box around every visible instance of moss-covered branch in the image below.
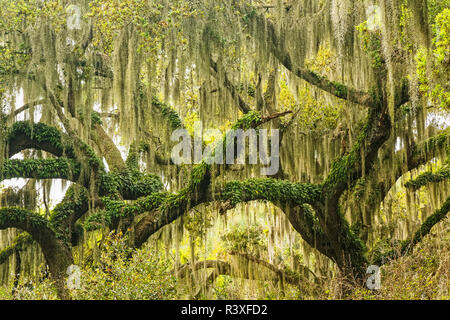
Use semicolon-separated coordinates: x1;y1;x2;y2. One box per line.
99;169;164;200
350;129;450;235
0;208;54;242
132;110;293;247
3;120;105;193
0;206;73;299
151;97;183;130
6;121;75;158
178;254;313;290
221;178;322;207
403;196;450;253
405;166;450;190
0;232;33;265
373;196;450;266
0;158;81;182
10;99;46;118
49;185;90;245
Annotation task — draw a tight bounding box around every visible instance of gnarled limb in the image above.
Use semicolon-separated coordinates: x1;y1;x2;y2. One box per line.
9;99;46;119
349;129;450;239
6;121;75;159
0;233;33;265
177;252;317;296
0;207;73;299
373;196;450;266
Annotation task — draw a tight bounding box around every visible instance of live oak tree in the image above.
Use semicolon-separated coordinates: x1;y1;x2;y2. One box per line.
0;0;448;299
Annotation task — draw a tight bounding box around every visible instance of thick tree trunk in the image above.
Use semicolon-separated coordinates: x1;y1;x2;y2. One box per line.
39;238;74;300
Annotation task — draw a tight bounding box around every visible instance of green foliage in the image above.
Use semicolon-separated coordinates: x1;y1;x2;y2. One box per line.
222;178;322;207
212;275;237;300
399;1;413;51
88;0;195;56
125;143;140;171
408;197;450;249
184;208;213;240
433;8;449;63
405;166;450;190
71;233;177;300
231;111;261;130
325;117;374;191
428;0;450;28
0;158;80;181
152;97;183;129
0;0;448;302
356;21;384;69
84;191;169;231
76;140;104;170
0;42;30;76
99;169;164;199
305;42;336;74
416;8;450;110
7;121;74;157
239;83;256;98
221;225;266;256
278;75;342;132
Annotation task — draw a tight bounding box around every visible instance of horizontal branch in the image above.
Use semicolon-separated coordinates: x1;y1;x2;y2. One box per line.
405;166;450;191
131;110;290;238
220;178;322;208
0;158;80;182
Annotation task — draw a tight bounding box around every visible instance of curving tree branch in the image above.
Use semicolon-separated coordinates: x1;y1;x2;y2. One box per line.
0;207;73;299
373;196;450;266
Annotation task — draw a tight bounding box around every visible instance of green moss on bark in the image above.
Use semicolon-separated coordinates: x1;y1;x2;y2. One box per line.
222;178;322;206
